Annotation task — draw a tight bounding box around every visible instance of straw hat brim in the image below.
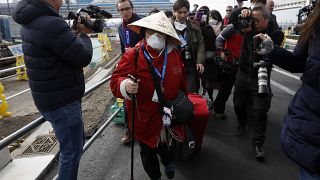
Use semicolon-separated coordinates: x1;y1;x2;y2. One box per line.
128;11;181;45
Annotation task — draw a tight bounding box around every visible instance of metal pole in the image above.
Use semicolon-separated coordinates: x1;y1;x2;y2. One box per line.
0;88;30;103
52;108;121;180
83;108;120;152
6;0;10;16
130;94;136;180
0;65;26;75
0;117;45;149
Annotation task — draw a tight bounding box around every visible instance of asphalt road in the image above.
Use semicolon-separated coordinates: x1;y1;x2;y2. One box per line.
76;67;302;180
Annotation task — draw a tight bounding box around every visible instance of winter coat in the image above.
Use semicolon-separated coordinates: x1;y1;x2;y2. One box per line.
118;13;142;54
110;41;186;148
174;20;205;65
13;0;92;111
270;30;320;175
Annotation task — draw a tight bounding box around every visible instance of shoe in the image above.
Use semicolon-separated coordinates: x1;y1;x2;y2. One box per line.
164;164;175;179
207;99;213;109
121;130;132;144
234;125;245;137
215;113;227;120
254;144;265;161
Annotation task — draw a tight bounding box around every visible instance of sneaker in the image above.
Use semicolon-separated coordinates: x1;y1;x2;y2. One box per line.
254;144;265;161
164;164;175;179
215;113;227;120
121;130;132;144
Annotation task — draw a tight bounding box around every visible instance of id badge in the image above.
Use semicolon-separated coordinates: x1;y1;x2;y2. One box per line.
179;34;187;47
152;90;159;103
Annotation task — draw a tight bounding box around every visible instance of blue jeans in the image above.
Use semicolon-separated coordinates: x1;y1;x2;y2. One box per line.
41;101;84;180
300;167;320;180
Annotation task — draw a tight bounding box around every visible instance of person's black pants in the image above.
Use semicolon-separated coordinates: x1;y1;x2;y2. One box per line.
184;62;200;93
139;142;176;179
233;71;272;145
213;70;237;113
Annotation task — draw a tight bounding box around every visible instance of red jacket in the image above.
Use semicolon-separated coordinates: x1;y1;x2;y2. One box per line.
110;41;187;148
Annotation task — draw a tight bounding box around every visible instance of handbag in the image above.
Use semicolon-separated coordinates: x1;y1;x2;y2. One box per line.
143;47;194;125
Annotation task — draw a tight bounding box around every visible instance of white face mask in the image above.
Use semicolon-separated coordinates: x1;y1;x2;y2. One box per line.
208;19;218;26
146;33;166;50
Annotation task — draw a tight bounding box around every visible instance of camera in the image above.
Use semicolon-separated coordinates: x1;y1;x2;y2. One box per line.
184;45;192;61
67;5;112;33
237;15;253;31
253;38;271;96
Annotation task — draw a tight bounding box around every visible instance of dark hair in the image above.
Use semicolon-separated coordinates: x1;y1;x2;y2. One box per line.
116;0;133;10
299;3;320;45
173;0;190;11
149;8;160;15
164;10;173;18
210;10;222;22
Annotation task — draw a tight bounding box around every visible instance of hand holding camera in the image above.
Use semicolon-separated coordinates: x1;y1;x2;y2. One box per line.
254;33;274;55
77;14;92;34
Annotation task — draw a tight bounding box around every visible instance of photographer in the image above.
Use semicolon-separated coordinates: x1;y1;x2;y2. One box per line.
256;3;320;178
13;0;93;179
233;5;282;161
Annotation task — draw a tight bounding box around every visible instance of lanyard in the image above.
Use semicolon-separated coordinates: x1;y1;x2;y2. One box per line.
122;20;132;48
123;28;131;47
142;44;168;84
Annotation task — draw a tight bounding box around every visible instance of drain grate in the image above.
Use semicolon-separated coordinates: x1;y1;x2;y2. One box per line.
22;135;58;155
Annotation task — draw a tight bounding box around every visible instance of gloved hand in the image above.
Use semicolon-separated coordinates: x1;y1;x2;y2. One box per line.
254;33;274;55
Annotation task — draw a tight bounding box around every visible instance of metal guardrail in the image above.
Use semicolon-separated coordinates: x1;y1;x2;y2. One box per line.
52;108;121;180
0;75;112;150
0;56;17;61
0;65;25;75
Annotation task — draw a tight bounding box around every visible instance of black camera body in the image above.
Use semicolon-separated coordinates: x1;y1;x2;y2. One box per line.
67;5;112;33
236;15;253;31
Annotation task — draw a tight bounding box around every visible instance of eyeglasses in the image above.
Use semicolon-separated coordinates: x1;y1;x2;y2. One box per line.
145;29;156;34
226;9;232;12
118;7;132;12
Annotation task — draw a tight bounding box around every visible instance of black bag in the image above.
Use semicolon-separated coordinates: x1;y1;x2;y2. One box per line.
143;48;194;125
166;90;194;125
176;125;195;160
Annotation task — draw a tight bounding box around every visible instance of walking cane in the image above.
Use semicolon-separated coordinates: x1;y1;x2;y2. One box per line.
128;74;137;180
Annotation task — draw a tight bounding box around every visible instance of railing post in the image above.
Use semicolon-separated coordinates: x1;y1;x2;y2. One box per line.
0;82;12;119
15;56;28;81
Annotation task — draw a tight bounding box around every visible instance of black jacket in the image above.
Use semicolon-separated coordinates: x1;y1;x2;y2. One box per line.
239;25;283;76
13;0;92;111
118;13;142;54
271;31;320;175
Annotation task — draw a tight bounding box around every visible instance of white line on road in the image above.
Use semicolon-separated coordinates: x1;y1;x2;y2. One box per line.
270;80;296;96
273;68;301;81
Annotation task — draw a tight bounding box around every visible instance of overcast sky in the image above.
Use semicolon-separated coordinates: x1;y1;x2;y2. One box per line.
188;0;251;16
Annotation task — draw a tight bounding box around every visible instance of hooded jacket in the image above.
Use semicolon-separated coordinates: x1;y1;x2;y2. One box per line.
13;0;92;111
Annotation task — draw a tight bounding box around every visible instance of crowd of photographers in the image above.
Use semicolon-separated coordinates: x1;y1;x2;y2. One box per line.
11;0;320;178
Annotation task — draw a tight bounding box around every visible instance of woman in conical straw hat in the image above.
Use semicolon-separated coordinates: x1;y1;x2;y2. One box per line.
111;11;187;180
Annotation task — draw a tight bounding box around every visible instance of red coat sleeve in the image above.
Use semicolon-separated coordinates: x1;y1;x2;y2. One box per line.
110;48;136;99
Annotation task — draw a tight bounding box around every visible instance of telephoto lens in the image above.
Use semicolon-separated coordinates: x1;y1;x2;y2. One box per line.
257;66;269;96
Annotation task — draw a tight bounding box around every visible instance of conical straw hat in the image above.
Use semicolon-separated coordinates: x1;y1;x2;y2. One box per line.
128;11;181;45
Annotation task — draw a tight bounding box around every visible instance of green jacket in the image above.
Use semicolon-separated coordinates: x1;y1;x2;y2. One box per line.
174;20;205;65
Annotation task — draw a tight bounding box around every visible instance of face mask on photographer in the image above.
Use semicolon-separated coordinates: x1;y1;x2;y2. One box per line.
208;19;218;26
147;33;166;50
